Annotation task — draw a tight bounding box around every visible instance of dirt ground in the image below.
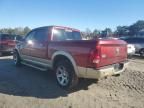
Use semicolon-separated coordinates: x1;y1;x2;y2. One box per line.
0;55;144;108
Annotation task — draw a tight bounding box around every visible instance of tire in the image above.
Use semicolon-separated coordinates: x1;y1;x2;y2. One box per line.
140;49;144;57
55;60;79;90
13;50;21;66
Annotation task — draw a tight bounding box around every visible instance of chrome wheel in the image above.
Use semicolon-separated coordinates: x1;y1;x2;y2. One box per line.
56;66;69;86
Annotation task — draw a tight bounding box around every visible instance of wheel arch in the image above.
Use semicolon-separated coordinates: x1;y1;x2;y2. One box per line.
13;48;22;59
52;51;79;76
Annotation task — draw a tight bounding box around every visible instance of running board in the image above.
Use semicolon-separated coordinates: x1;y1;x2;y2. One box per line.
21;61;47;71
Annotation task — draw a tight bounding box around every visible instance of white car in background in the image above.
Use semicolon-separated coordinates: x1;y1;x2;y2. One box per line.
127;44;135;57
111;37;136;57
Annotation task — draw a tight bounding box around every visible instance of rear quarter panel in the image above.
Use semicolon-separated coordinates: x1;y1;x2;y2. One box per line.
48;40;96;67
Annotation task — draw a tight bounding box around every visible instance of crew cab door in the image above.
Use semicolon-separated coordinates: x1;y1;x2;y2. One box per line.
29;28;48;59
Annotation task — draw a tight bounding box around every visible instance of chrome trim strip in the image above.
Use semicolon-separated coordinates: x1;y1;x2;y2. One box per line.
21;55;52;68
21;61;47;71
77;62;129;79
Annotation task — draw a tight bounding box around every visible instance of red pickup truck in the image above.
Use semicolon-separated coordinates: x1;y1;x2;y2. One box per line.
13;26;128;89
0;34;16;56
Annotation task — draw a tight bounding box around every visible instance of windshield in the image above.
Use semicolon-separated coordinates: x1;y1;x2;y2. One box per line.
52;29;82;41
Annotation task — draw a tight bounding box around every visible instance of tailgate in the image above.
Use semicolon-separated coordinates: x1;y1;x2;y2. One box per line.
7;40;16;46
98;39;127;67
0;40;16;50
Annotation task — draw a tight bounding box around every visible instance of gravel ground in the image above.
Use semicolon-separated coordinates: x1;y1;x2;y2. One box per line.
0;56;144;108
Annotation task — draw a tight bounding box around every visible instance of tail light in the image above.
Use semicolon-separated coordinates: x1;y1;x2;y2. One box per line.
0;41;7;49
89;46;101;64
0;41;8;45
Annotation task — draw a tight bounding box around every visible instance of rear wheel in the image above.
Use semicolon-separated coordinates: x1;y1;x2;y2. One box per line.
55;60;78;89
13;51;21;66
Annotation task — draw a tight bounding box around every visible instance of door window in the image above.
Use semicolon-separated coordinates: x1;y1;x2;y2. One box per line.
25;31;35;42
33;28;48;42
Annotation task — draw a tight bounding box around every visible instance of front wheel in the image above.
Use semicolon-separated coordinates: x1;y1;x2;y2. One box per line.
13;51;21;66
55;60;78;90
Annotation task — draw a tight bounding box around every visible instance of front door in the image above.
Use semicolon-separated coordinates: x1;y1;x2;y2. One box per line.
19;31;35;57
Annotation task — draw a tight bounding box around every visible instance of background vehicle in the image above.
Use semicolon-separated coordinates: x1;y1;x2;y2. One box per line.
0;34;15;56
13;26;128;89
127;44;135;58
119;37;144;56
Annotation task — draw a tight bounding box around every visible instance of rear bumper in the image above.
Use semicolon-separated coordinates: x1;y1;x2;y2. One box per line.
77;62;129;79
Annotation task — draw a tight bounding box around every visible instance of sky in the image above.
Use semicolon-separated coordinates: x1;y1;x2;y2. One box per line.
0;0;144;31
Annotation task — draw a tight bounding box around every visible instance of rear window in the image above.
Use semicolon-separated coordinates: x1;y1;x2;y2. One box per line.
52;29;82;41
0;34;15;40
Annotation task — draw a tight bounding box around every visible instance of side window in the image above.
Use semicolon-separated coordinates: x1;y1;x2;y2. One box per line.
72;31;82;40
33;28;48;42
53;29;66;41
25;31;35;41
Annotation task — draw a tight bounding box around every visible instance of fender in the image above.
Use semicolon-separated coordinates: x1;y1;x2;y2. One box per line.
52;51;79;76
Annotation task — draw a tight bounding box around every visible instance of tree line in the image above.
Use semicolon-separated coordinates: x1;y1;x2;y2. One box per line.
82;20;144;39
0;20;144;39
0;27;31;36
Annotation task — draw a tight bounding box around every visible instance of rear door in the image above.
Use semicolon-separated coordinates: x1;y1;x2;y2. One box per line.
29;28;48;59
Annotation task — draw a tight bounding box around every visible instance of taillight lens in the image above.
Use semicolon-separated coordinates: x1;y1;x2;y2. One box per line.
90;46;101;64
0;41;8;46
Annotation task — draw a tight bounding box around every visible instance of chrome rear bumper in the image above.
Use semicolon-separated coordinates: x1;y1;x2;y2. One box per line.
77;62;129;79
